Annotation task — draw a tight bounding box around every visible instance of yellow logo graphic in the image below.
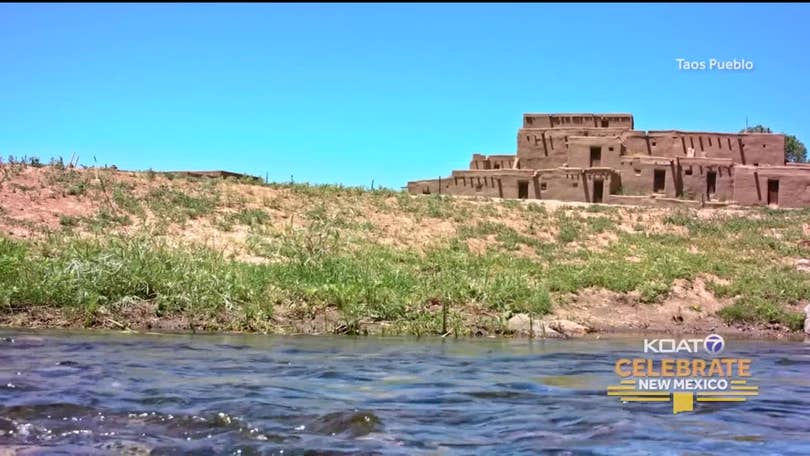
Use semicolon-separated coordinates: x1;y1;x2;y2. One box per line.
607;335;759;414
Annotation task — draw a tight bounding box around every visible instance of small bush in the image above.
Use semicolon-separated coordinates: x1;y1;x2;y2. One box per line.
59;215;79;228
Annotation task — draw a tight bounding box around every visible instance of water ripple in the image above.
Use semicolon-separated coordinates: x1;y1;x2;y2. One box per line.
1;331;809;454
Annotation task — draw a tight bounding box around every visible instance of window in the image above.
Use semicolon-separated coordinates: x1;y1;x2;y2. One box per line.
590;146;601;167
685;166;693;176
541;182;547;190
653;170;666;192
601;119;609;127
608;147;614;152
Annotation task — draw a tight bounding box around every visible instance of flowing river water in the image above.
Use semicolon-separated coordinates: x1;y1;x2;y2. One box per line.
0;330;809;455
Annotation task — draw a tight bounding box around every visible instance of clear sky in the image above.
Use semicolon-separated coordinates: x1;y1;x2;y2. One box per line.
1;3;809;189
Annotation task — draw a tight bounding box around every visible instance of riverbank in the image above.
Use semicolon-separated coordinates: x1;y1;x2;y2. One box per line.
1;161;809;338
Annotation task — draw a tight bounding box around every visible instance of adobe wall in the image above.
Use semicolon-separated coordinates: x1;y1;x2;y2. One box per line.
645;131;686;158
523;113;634;129
517;127;628;169
678;158;734;202
490;171;541;199
616;157;679;197
408;170;541;199
583;169;620;203
734;166;810;208
620;131;652;156
567;136;624;169
643;131;785;166
535;169;589;202
407;178;444;195
740;134;785;166
450;170;510;198
469;154;518;170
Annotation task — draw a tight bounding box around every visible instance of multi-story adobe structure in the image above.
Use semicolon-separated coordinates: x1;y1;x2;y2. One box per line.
407;113;810;208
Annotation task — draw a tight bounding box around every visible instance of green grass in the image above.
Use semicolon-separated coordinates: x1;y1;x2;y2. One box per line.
586;216;616;234
557;216;581;244
2;165;810;334
229;208;271;228
0;230;552;333
59;215;79;228
713;268;809;330
146;186;217;223
112;184;145;218
84;209;132;232
457;221;545;251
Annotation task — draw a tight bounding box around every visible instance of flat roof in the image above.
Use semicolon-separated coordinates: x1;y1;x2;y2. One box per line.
647;129;784;137
523;113;634;117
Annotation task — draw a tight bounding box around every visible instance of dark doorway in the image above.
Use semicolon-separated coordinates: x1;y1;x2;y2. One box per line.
653;170;666;193
706;171;717;199
601;119;609;127
593;178;604;203
590;146;601;167
518;181;529;199
767;179;779;205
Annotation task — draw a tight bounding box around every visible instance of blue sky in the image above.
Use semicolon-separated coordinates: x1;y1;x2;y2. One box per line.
1;3;809;189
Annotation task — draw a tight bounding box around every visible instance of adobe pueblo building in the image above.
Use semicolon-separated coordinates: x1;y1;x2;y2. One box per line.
407;113;810;208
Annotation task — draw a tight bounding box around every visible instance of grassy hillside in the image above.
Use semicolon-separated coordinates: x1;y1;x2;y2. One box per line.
1;159;808;336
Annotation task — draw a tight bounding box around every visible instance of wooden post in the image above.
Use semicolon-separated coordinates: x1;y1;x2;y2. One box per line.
441;300;448;335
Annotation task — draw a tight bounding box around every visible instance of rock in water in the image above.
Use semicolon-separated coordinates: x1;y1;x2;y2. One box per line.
506;314;562;338
548;319;589;337
507;314;531;333
309;410;383;438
